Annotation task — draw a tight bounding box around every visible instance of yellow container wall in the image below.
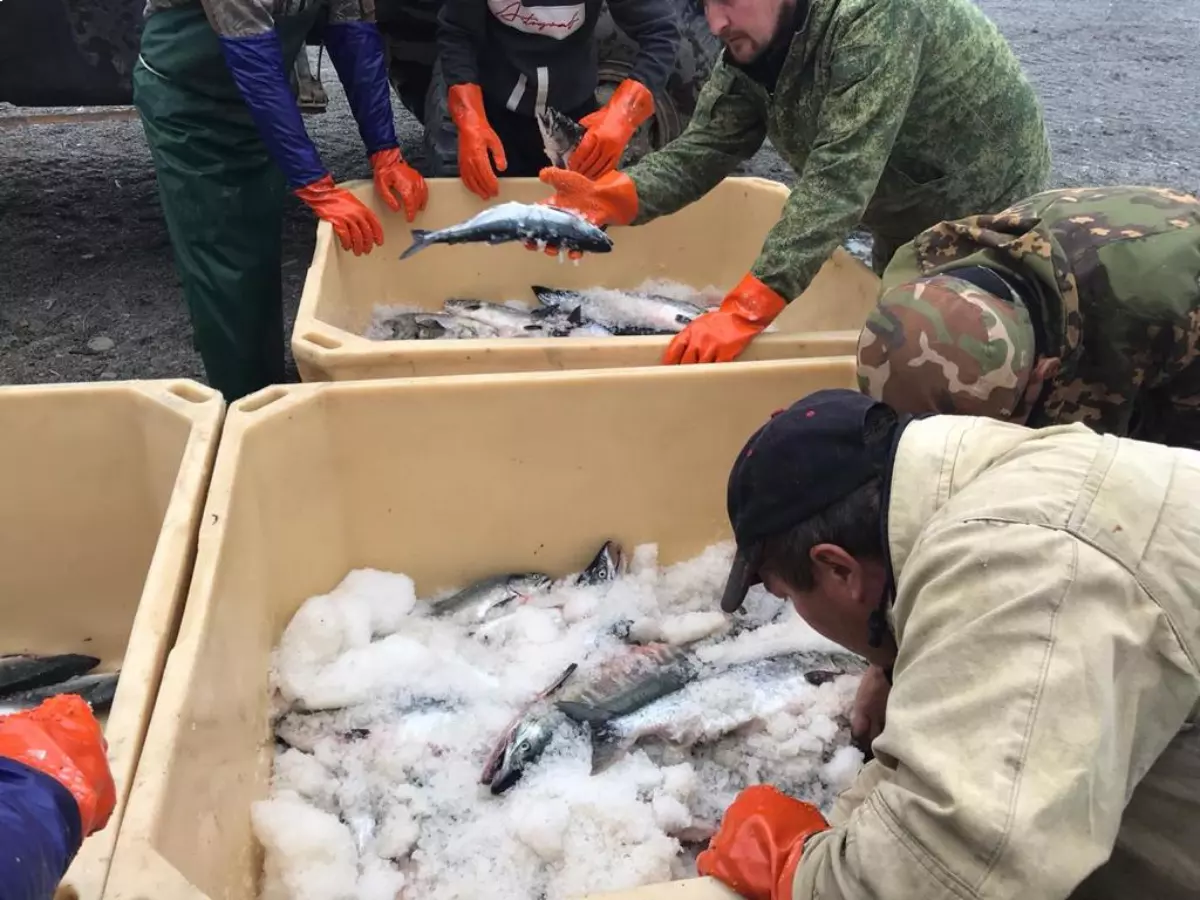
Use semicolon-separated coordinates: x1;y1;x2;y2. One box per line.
105;359;857;900
0;380;223;900
292;177;880;380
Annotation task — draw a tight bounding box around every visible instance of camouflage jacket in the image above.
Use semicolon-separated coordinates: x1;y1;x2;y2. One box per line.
144;0;373;38
880;186;1200;448
624;0;1051;302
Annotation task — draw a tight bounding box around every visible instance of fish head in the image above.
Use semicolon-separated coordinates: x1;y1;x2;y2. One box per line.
487;713;556;794
537;107;584;168
506;573;553;598
577;540;625;586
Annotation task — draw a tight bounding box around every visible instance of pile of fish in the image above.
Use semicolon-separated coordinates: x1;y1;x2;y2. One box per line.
0;652;120;716
369;284;716;342
255;540;865;900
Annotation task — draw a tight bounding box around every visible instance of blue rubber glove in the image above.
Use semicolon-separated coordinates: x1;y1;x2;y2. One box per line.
322;21;399;156
0;757;84;900
219;30;329;190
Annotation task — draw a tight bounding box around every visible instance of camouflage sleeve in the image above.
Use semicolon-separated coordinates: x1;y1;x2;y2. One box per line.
752;0;928;301
624;62;768;224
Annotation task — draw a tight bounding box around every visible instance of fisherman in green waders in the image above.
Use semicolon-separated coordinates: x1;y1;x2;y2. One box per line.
133;0;429;401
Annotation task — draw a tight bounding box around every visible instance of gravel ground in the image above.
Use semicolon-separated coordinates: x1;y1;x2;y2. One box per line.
2;0;1198;388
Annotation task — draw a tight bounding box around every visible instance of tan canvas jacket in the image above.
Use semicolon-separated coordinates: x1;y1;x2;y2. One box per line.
794;416;1200;900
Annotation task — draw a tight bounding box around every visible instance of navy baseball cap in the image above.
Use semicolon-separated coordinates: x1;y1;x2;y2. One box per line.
720;389;907;613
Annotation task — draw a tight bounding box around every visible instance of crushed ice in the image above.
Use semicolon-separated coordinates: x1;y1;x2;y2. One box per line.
254;541;865;900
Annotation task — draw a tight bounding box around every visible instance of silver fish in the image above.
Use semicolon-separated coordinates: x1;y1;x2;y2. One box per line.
384;311;501;341
536;106;586;168
400;202;613;259
483;643;697;794
532;285;707;334
558;651;865;774
429;572;554;626
0;670;119;715
0;653;100;697
443;299;571;338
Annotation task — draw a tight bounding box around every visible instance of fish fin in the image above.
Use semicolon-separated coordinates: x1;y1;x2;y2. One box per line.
567;306;585;326
540;663;579;699
400;230;433;260
587;722;628;775
531;286;557;306
555;699;612;726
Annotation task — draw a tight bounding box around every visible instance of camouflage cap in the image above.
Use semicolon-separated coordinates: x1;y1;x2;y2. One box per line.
856;274;1036;420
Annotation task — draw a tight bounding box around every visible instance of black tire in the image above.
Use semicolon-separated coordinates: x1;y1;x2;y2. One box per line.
593;0;719;165
421;57;461;177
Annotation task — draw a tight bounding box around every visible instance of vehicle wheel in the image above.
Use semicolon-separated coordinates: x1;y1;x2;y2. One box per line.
594;0;719;166
422;59;460;178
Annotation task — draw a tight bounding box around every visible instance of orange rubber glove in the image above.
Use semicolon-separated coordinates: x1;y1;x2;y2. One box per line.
295;175;385;256
525;168;639;258
697;785;829;900
569;79;655;179
663;273;788;364
371;148;428;223
449;84;507;200
0;694;116;836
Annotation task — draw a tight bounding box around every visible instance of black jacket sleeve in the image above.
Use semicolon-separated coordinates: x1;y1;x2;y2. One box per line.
605;0;683;95
436;0;485;87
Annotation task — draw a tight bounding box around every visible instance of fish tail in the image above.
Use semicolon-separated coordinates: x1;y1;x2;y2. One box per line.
400;229;434;260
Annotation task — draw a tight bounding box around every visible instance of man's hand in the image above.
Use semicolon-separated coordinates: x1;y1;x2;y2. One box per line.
851;664;891;752
525;168;640;258
663;273;787;364
370;148;428;222
697;785;829;900
569;79;655;179
448;84;507;200
295;175;385;256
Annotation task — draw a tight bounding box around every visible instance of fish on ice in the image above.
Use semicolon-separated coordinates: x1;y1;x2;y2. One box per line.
532;285;707;335
385;311;501;341
0;670;120;716
443;299;573;338
481;643;865;791
536;106;586;169
400;203;613;260
558;652;864;774
0;653;100;697
429;573;554;627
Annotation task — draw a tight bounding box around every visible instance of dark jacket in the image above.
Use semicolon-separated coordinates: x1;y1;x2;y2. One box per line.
437;0;681;117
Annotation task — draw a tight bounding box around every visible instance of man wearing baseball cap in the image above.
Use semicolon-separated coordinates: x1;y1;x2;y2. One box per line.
856;184;1200;449
697;388;1200;900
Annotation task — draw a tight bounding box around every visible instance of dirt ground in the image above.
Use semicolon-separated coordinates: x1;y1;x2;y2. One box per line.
2;0;1198;388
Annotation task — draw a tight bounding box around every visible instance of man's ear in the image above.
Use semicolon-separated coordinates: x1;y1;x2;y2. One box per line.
809;544;855;583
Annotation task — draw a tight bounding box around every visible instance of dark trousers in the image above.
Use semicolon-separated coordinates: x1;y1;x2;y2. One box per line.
483;96;598;177
133;3;321;402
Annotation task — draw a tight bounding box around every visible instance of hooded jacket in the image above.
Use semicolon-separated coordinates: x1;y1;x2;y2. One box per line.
792;414;1200;899
437;0;681;117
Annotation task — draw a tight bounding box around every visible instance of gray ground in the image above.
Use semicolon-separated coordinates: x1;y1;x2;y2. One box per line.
2;0;1198;387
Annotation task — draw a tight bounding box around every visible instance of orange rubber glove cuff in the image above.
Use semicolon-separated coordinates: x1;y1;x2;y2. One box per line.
370;147;429;222
662;273;788;364
0;695;117;836
606;78;655;132
696;785;829;900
